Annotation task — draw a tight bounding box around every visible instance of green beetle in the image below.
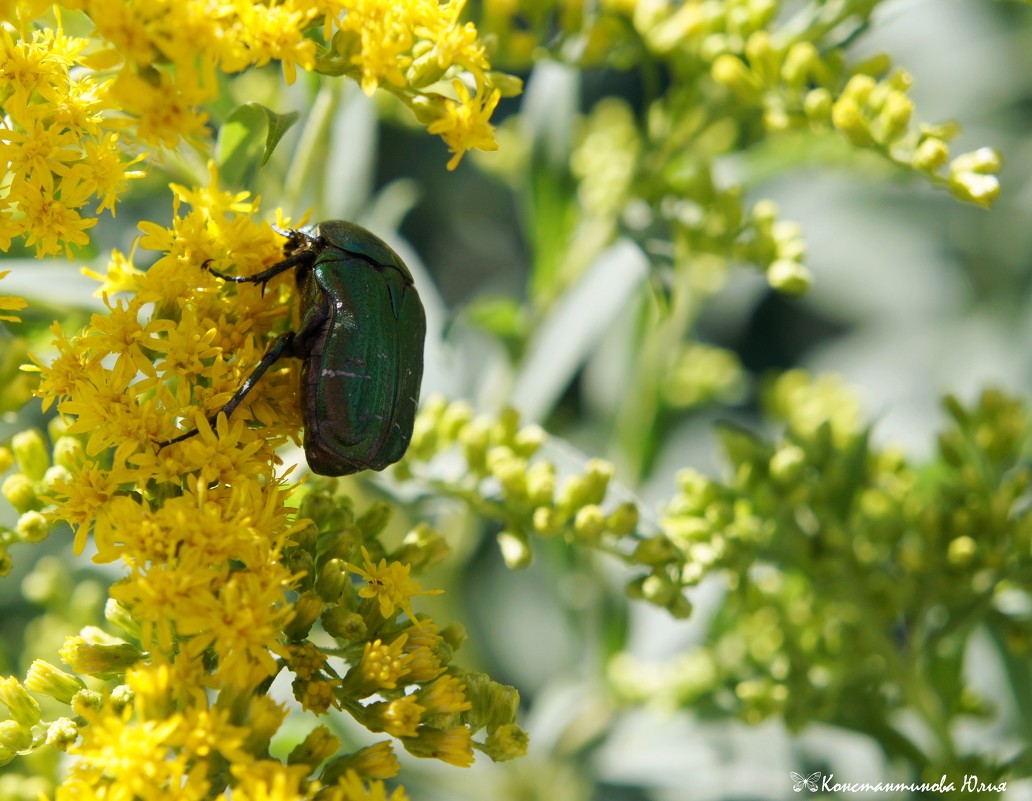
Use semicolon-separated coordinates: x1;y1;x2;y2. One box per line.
161;221;426;476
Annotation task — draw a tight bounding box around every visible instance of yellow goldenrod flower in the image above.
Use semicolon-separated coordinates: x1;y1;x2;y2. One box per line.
0;271;27;322
347;547;442;621
427;79;502;169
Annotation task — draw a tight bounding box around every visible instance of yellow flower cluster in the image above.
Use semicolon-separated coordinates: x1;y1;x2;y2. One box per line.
2;172;525;796
1;0;511;257
0;270;27;322
0;17;144;257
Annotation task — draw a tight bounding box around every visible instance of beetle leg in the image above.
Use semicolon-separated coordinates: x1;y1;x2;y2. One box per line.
204;248;315;293
157;331;298;448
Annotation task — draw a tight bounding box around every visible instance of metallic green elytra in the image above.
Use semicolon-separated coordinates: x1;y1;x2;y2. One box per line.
160;220;426;476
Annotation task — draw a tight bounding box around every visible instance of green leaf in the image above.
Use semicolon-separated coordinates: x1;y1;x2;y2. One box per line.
217;103;300;189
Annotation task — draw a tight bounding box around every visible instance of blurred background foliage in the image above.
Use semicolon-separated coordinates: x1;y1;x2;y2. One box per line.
3;0;1032;798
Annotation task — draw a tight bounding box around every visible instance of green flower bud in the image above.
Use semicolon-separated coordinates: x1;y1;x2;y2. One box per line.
948;170;1000;209
0;447;12;474
711;54;761;102
316;558;349;603
781;42;819;87
751;199;779;226
489;449;527;499
525;461;555;506
51;436;82;472
912;137;949;172
25;660;86;705
15;510;49;543
41;465;72;494
285;592;325;641
0;677;40;727
356;502;392;539
2;474;39;514
632;535;678;565
951;147;1002;175
460;418;491;472
492;407;522;446
461;673;520;731
532;506;562;537
769;444;806;484
321;741;400;783
71;689;103;715
0;548;12;578
767;260;812;295
407;53;447;88
439;399;474;441
607;503;639;536
109;684;134;714
483;722;529;762
291;522;318;555
640;574;677;606
288;724;341;767
831;96;875;147
11;430;48;482
574;505;606;544
58;633;144;678
45;717;77;751
745;31;778;85
877;92;913;142
804;88;833;123
845;73;877;102
322;606;367;642
0;720;31;752
513;424;546;457
497;530;532;568
102;598;139;640
286;549;315;592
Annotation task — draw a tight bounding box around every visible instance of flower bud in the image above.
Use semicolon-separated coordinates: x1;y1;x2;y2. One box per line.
948;170;1000;209
316;558;350;604
45;717;78;751
356;502;391;539
12;430;48;482
16;511;49;543
25;661;85;705
285;592;324;640
803;88;832;123
607;502;639;536
831;97;875;147
51;436;82;472
287;724;340;767
59;634;144;678
483;722;529;762
711;55;761;102
401;725;474;767
322;607;367;642
912;137;949;172
71;689;103;715
0;677;40;727
573;505;606;544
0;720;31;752
2;474;39;514
767;259;812;295
950;147;1001;175
497;530;532;568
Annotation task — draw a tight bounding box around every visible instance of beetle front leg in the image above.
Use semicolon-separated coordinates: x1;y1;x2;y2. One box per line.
205;248;315;292
157;331;298;448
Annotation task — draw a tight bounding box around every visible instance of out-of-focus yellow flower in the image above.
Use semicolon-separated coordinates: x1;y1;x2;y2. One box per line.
0;271;27;322
427;80;502;169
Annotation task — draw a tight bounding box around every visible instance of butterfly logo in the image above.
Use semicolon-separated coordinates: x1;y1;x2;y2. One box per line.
790;771;821;792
